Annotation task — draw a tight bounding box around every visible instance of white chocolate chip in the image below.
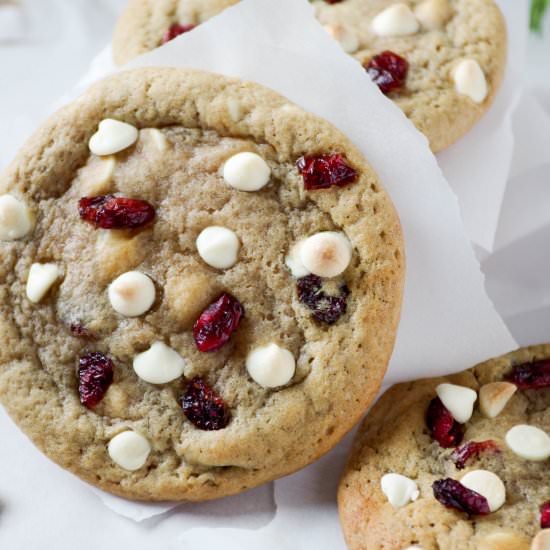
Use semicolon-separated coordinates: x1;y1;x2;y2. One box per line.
323;24;359;53
227;98;243;122
246;343;296;388
108;431;151;471
453;59;488;103
0;194;33;241
223;152;271;191
80;157;116;196
108;271;156;317
478;532;531;550
285;240;310;278
372;3;420;37
141;128;169;152
96;157;116;185
89;118;139;156
196;226;240;270
133;341;186;384
414;0;452;30
505;425;550;461
460;470;506;512
479;382;517;419
380;473;419;508
435;383;477;424
531;530;550;550
26;263;62;303
299;232;352;278
404;547;424;550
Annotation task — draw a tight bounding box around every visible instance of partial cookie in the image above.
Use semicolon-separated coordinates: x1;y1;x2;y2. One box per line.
112;0;507;152
316;0;507;152
338;344;550;549
112;0;240;64
0;67;404;501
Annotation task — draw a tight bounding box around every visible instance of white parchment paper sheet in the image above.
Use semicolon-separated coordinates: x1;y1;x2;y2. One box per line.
437;0;527;253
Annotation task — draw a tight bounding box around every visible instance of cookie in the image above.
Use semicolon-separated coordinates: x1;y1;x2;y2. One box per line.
338;344;550;549
112;0;240;64
112;0;506;152
315;0;507;152
0;67;404;501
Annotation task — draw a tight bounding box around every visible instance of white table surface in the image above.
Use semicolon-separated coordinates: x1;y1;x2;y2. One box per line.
0;2;549;549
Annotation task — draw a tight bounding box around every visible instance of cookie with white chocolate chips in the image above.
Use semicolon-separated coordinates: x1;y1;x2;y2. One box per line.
112;0;506;152
316;0;507;152
0;67;404;501
338;344;550;550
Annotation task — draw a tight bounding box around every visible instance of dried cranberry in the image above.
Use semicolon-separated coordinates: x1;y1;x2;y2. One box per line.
70;322;96;339
449;440;499;470
78;352;114;408
432;478;490;515
365;51;409;95
161;23;196;44
297;274;350;324
193;293;244;352
541;501;550;529
78;195;155;230
426;397;464;448
296;154;358;191
324;0;344;3
181;377;230;430
509;359;550;390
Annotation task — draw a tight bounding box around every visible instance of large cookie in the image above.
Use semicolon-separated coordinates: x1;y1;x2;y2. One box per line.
112;0;506;152
0;68;404;501
338;345;550;549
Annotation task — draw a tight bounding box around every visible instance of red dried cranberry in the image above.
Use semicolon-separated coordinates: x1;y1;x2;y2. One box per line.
296;154;358;191
541;501;550;528
449;440;499;470
297;274;350;324
426;397;463;448
509;359;550;390
324;0;344;3
181;377;230;430
70;322;96;339
365;51;409;95
193;293;244;352
78;352;114;408
161;23;196;45
432;478;490;515
78;195;155;230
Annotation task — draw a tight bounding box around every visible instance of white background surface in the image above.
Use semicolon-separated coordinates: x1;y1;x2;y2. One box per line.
0;1;549;549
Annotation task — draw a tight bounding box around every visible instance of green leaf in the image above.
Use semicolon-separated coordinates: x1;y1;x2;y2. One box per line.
531;0;550;32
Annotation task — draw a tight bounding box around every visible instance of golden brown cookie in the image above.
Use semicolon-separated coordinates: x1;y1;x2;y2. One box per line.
112;0;240;64
338;344;550;549
0;67;404;501
112;0;506;152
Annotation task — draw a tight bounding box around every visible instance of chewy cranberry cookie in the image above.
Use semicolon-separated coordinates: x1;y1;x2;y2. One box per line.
112;0;506;153
112;0;240;64
315;0;507;152
338;344;550;550
0;68;404;501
